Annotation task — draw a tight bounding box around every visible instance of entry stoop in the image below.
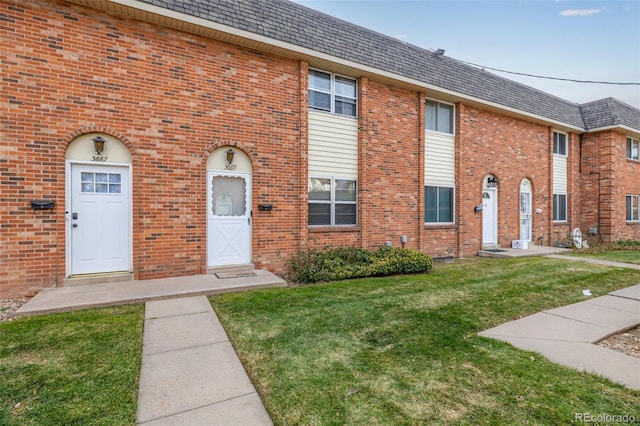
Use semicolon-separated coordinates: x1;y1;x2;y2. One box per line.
16;269;287;317
207;264;256;278
478;245;572;258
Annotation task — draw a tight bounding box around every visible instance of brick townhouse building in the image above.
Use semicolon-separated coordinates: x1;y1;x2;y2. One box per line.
1;0;639;297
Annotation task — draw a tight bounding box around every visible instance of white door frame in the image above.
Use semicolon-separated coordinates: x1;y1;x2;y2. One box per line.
519;179;532;242
65;161;133;276
482;188;498;246
206;170;252;267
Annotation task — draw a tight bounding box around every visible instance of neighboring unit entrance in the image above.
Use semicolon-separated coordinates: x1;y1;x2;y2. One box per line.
520;179;532;242
482;175;498;246
207;171;252;267
70;164;130;275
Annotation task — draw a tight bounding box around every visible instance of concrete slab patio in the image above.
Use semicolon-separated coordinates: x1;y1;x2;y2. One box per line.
479;284;640;390
478;245;572;258
16;270;286;317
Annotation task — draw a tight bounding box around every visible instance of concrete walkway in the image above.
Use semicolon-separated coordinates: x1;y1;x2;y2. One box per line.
137;296;272;425
480;284;640;390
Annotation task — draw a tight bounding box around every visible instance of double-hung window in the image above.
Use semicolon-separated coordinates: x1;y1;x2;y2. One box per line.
309;177;357;226
425;186;454;223
425;100;454;134
308;70;357;117
627;137;639;160
553;194;567;221
627;195;639;222
553;132;567;156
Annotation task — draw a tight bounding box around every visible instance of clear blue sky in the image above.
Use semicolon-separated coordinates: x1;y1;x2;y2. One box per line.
292;0;640;109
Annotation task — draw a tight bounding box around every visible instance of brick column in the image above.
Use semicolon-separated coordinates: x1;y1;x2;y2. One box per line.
298;61;309;250
358;76;369;248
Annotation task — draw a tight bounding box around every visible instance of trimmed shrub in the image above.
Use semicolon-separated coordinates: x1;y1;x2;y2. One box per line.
288;246;433;284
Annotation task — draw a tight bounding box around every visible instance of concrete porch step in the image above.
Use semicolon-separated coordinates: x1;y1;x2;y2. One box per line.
64;272;133;287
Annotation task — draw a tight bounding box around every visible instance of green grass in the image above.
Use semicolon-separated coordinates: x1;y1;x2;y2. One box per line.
570;249;640;265
0;305;144;426
211;257;640;425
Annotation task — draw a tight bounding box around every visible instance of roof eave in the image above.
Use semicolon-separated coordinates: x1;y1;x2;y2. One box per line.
67;0;586;132
586;124;640;138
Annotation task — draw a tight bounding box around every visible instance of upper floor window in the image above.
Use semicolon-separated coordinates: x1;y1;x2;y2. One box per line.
627;137;639;160
308;70;357;117
553;132;567;156
425;100;454;134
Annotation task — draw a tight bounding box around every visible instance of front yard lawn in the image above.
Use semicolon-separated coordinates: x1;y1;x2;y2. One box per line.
0;305;143;426
212;257;640;425
570;249;640;265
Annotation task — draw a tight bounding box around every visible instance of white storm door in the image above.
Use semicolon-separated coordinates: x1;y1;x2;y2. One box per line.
71;165;130;275
207;172;252;267
520;190;532;241
482;189;497;245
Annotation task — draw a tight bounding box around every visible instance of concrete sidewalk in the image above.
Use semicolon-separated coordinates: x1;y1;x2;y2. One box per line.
137;296;272;425
479;284;640;390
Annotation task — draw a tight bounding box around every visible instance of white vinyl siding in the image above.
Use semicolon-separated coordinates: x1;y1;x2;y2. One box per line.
553;155;567;194
309;110;358;177
425;132;455;187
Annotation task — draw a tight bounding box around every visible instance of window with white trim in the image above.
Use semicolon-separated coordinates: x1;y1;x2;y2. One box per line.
309;177;357;226
627;195;639;222
425;186;454;223
553;193;567;221
425;100;454;134
308;70;357;117
553;132;567;156
627;137;639;160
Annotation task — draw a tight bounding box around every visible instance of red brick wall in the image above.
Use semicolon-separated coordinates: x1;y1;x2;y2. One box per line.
457;104;552;252
608;131;640;241
579;132;602;239
578;130;640;243
1;0;301;296
2;0;635;298
358;79;421;250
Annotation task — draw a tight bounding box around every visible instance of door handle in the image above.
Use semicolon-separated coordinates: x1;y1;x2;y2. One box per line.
248;217;251;225
72;223;78;228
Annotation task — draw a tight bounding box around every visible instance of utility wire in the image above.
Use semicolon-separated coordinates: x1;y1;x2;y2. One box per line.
458;59;640;85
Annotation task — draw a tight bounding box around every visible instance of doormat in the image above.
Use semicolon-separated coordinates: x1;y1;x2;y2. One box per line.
215;271;257;279
483;249;508;252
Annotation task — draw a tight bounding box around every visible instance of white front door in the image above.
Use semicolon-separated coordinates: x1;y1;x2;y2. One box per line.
207;171;252;266
70;164;130;275
482;189;497;245
520;181;532;241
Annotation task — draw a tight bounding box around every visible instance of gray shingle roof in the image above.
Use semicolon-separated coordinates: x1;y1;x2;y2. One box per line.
141;0;639;132
580;98;640;131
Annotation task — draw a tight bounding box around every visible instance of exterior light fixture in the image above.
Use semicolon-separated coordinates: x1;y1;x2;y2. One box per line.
226;148;236;164
92;136;106;155
435;48;445;56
